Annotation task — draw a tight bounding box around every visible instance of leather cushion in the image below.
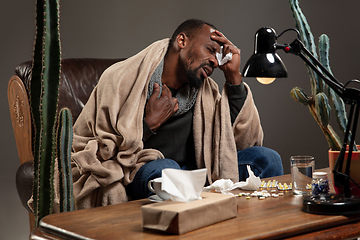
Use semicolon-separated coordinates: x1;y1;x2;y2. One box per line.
15;58;125;121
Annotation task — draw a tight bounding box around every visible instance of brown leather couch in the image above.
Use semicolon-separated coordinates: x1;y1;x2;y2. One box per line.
8;58;124;230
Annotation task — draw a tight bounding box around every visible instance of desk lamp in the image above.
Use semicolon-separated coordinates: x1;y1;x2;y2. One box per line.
243;27;360;215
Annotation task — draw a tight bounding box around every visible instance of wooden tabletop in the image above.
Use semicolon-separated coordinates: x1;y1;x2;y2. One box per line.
31;169;360;240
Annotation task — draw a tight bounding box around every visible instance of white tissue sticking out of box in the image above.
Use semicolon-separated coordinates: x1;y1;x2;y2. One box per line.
203;165;261;194
216;46;233;66
161;168;207;202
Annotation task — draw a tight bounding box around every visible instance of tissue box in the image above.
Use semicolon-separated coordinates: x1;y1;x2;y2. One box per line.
141;192;237;235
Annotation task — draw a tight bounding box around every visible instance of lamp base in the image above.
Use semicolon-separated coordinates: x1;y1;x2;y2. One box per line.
303;194;360;215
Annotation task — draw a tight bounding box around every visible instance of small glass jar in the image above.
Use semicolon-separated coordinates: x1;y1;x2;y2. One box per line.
311;172;329;196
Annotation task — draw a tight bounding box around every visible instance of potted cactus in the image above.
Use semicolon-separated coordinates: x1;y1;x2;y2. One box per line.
288;0;360;195
31;0;75;228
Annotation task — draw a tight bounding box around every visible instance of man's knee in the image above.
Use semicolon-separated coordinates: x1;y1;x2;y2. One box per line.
137;158;181;178
237;146;284;179
149;158;181;171
254;146;283;170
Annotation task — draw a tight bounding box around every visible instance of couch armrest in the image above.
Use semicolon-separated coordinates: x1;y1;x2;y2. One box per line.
16;161;34;212
8;75;34;164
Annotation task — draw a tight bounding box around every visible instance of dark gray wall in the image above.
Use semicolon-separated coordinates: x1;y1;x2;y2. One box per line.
3;0;360;175
1;1;360;236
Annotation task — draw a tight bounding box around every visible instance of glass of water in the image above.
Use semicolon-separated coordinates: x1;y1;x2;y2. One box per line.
290;156;315;195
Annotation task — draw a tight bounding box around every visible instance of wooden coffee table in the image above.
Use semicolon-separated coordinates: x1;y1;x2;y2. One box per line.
30;168;360;239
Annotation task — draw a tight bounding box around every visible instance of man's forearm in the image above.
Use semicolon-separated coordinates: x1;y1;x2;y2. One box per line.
224;71;242;86
226;81;247;124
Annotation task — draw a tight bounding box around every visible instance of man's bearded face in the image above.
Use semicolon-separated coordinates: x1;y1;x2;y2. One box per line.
183;46;213;89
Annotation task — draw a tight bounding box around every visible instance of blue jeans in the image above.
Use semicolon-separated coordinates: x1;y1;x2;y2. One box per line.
125;146;283;200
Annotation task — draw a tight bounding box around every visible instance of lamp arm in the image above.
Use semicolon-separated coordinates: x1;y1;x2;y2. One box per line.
283;39;346;98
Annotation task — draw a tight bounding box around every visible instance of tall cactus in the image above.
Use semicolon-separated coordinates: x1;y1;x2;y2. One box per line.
30;0;75;228
288;0;357;151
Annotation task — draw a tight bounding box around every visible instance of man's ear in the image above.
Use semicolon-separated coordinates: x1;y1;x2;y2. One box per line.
176;33;187;50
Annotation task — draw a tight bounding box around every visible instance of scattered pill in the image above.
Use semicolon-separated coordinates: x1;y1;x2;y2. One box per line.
238;186;286;201
271;180;277;187
267;180;272;187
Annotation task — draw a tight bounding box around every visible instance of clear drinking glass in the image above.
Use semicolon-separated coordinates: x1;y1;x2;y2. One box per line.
290;156;315;195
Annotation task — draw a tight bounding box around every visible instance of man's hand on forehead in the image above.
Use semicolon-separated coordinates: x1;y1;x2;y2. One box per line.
210;29;240;66
210;29;242;85
210;29;237;48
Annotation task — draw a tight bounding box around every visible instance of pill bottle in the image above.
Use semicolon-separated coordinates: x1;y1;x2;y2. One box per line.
311;172;329;196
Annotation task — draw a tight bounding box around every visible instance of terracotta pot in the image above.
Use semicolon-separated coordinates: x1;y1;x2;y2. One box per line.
328;146;360;197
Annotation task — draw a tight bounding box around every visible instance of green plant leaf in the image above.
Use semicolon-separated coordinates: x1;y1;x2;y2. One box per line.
290;87;310;106
315;92;331;127
57;108;75;212
288;0;322;94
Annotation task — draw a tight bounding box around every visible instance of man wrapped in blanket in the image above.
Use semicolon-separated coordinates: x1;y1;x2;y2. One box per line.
71;19;284;209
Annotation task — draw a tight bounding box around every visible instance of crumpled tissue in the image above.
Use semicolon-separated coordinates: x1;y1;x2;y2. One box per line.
216;46;233;66
161;168;207;202
203;165;261;195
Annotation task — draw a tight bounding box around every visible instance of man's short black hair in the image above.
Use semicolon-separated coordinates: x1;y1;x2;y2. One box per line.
169;19;217;48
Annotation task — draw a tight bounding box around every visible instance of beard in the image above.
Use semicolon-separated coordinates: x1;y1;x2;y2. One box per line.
184;65;204;89
183;46;207;89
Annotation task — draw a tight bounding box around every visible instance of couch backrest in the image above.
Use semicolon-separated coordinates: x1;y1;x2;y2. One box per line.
15;58;125;121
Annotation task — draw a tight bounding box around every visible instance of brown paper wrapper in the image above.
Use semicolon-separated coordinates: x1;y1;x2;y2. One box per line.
141;191;238;234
